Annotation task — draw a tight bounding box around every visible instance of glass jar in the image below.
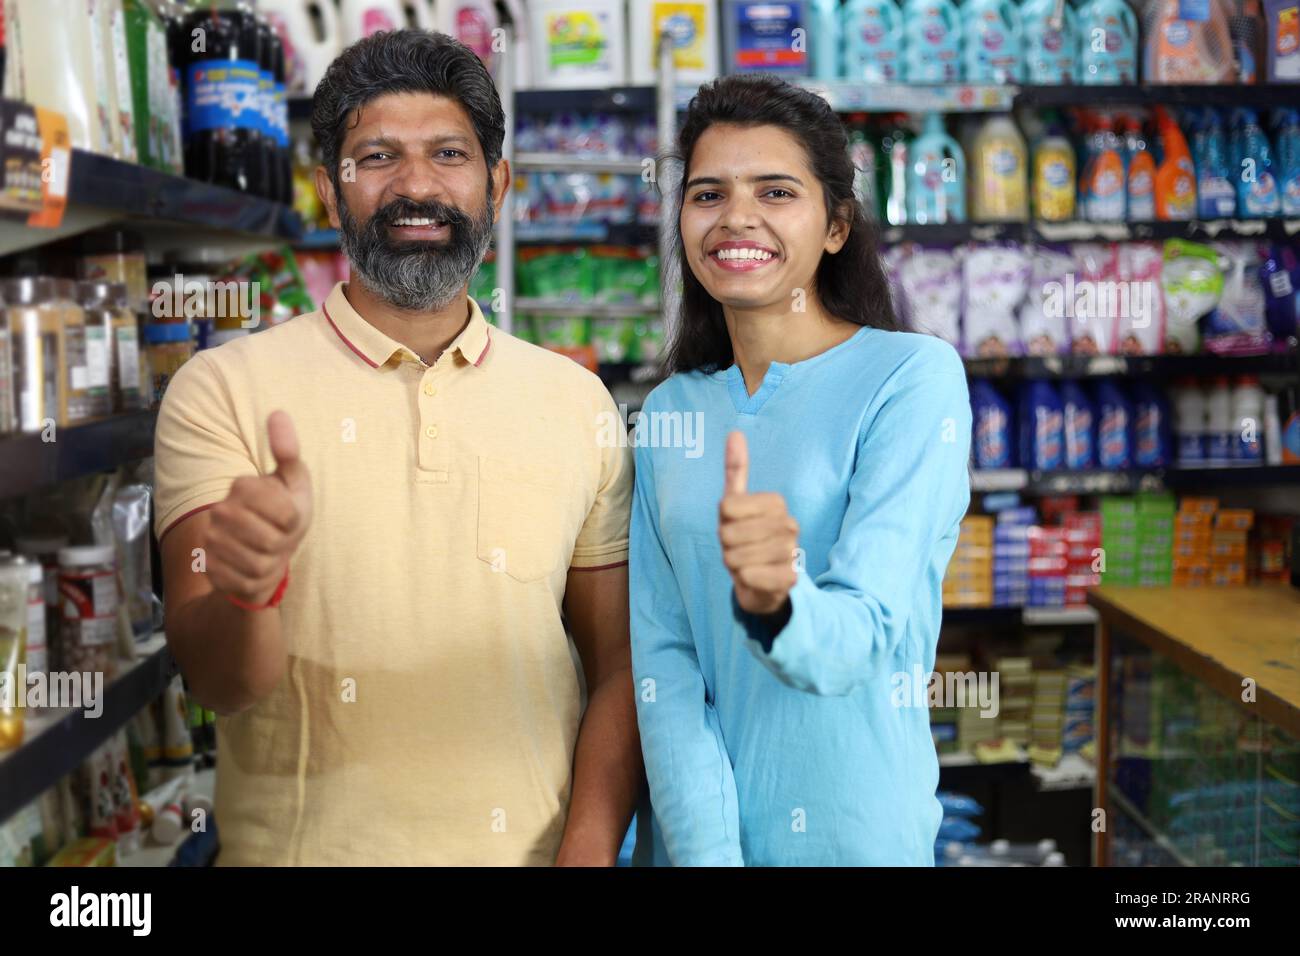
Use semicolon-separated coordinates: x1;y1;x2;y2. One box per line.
52;278;94;424
57;545;118;681
108;283;147;411
143;321;194;403
75;280;116;418
0;560;29;751
78;229;149;314
0;285;15;435
3;277;64;431
15;535;69;672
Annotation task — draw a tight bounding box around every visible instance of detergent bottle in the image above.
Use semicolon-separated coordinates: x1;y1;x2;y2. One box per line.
971;114;1028;222
1083;113;1127;221
841;0;906;82
907;113;967;223
1153;106;1198;220
847;116;881;217
630;0;721;85
1076;0;1139;84
530;0;628;89
1121;113;1157;221
1022;0;1078;83
1142;0;1236;83
881;114;911;225
1230;107;1282;216
1276;108;1300;216
1032;117;1077;221
722;0;809;74
1194;108;1239;217
810;0;842;79
962;0;1023;82
259;0;341;95
901;0;963;82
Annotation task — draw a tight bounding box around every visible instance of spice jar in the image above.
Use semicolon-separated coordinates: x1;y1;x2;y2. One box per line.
4;277;63;431
52;278;94;424
75;280;116;418
0;560;29;750
143;322;194;404
79;229;148;314
107;283;146;411
58;545;119;681
15;535;69;672
0;285;15;435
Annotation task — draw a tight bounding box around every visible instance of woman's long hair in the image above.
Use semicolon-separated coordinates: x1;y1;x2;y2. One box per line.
662;74;899;375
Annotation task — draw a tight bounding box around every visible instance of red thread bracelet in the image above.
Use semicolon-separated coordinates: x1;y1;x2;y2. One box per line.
225;569;290;611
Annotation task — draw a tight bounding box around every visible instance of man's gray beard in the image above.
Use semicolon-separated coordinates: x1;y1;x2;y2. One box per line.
337;195;494;312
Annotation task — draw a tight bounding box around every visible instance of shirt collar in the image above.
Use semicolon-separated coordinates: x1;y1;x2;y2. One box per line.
321;282;492;370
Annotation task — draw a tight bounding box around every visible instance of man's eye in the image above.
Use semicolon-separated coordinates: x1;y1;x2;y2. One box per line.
362;152;392;163
438;149;467;160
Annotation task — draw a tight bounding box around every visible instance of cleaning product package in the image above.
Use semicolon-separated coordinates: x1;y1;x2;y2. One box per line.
1207;241;1272;354
1115;242;1165;354
1077;0;1140;84
1162;238;1225;353
1019;245;1076;354
897;246;963;347
1142;0;1236;83
907;113;966;223
1023;0;1078;82
842;0;906;82
901;0;963;82
961;242;1031;356
962;0;1024;83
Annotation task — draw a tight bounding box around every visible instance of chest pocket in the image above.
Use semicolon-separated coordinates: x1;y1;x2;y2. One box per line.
476;456;573;583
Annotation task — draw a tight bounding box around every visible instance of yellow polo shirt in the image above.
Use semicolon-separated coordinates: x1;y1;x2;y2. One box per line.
153;282;632;866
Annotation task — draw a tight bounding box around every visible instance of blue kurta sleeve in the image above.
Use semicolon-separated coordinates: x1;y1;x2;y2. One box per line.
631;436;744;866
734;353;972;697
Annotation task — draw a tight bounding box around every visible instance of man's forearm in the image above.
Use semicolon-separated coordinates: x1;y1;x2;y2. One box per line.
165;590;288;716
556;666;643;865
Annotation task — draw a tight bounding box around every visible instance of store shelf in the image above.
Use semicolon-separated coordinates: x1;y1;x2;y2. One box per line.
674;80;1017;113
0;633;179;825
1162;464;1300;488
516;297;659;318
1015;83;1300;109
120;766;216;868
514;221;658;245
515;86;659;115
514;152;648;175
1031;754;1098;792
943;605;1099;626
0;409;158;502
964;351;1300;380
1022;605;1099;626
1108;787;1195;866
2;149;302;257
872;217;1300;247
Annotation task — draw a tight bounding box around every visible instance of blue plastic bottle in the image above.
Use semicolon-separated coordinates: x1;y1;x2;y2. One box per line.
901;0;963;82
1019;381;1064;471
971;379;1015;468
722;0;810;75
1230;107;1282;218
1095;379;1132;469
1194;108;1238;219
962;0;1023;83
1061;381;1096;470
1022;0;1078;83
1076;0;1139;85
1130;382;1170;468
907;113;967;223
1275;108;1300;217
810;0;842;79
841;0;906;82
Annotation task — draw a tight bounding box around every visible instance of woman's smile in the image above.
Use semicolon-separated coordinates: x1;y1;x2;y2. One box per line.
706;239;782;273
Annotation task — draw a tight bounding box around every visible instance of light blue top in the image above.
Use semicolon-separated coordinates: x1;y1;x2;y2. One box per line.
630;326;971;866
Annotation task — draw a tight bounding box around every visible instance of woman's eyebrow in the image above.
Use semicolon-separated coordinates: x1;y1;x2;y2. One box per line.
684;173;805;189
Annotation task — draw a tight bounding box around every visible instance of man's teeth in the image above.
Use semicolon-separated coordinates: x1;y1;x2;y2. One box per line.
392;217;446;227
714;248;774;261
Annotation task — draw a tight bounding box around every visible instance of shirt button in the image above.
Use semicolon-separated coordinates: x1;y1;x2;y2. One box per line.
423;383;436;397
425;425;439;439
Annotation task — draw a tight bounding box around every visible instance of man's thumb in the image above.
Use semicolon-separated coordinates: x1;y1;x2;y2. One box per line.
724;430;748;497
267;410;308;492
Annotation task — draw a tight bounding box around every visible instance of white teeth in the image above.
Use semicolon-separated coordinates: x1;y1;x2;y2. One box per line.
714;248;774;261
392;218;444;227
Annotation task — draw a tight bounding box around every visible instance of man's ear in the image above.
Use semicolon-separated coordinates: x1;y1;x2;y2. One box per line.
490;157;511;220
316;165;341;231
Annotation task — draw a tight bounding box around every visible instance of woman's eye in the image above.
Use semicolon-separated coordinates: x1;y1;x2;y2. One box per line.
692;191;722;203
764;188;794;199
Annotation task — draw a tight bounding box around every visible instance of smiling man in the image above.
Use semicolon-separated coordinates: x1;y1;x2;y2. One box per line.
153;31;641;866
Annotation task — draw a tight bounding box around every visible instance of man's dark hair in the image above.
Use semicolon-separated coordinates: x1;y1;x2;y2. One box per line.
311;30;505;190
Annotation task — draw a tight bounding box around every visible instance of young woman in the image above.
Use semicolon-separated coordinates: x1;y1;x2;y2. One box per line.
630;75;971;866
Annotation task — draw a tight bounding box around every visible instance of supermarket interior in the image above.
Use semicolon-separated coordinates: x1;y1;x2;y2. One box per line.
0;0;1299;880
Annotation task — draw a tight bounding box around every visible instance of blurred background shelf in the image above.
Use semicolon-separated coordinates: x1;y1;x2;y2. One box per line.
0;634;178;825
0;409;158;501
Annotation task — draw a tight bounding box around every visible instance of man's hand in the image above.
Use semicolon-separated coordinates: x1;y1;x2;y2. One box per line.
718;430;799;616
203;410;313;605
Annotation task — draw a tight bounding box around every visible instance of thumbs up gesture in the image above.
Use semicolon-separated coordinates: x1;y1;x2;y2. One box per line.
719;431;800;616
204;410;314;606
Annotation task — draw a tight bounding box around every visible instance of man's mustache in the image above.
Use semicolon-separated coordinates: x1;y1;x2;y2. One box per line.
365;198;473;236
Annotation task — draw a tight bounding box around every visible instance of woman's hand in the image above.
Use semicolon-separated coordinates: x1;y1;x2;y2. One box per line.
718;431;800;615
